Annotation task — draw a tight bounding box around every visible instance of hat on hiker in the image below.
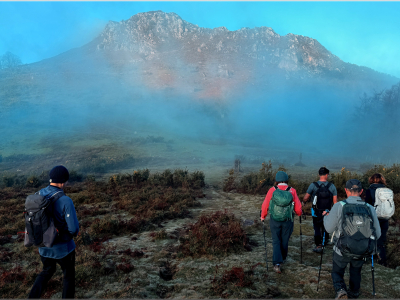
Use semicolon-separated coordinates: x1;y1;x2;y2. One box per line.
345;179;362;191
318;167;330;175
49;165;69;183
275;171;289;182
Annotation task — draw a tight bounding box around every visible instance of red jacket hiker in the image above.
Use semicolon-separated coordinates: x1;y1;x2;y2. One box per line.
261;183;303;220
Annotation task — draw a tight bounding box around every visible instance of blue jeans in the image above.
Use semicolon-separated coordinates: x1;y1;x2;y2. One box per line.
269;217;294;265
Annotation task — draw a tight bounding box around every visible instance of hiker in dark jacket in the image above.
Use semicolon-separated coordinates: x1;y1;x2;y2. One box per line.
323;179;381;299
364;173;390;266
29;165;79;299
303;167;337;253
260;171;302;273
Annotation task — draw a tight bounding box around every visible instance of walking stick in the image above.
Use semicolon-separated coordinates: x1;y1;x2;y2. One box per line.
317;231;326;291
371;254;376;297
263;220;269;271
299;215;303;264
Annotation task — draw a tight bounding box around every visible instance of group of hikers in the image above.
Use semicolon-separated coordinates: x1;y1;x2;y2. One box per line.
22;165;395;299
261;167;395;299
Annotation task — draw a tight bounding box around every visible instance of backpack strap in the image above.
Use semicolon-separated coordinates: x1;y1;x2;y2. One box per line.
326;182;332;189
50;191;64;204
274;185;291;191
44;191;65;213
313;182;320;189
339;200;347;207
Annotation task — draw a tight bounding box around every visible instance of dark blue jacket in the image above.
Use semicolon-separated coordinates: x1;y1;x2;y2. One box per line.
38;185;79;259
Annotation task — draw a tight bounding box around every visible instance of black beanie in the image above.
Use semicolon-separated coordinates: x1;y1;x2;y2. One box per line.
49;165;69;183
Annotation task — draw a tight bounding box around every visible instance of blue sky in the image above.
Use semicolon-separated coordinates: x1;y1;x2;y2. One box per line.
1;1;399;78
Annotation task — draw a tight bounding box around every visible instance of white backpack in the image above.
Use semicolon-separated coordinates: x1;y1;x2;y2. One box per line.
374;187;395;219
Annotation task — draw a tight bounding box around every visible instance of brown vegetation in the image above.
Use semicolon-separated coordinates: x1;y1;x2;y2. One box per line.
178;210;250;257
0;168;205;298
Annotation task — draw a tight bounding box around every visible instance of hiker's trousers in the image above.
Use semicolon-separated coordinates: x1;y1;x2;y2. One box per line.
377;219;389;266
28;250;75;299
312;216;329;246
331;251;364;294
269;218;293;265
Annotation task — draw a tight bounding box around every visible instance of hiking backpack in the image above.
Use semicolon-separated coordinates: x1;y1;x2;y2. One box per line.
24;190;64;248
312;182;333;211
374;187;395;220
270;186;294;222
336;200;377;259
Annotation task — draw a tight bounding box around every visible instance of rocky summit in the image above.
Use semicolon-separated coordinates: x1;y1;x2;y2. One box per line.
88;11;397;97
0;10;398;106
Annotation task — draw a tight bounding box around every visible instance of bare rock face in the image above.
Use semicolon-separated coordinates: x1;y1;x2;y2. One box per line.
86;10;396;98
94;11;346;75
0;10;397;106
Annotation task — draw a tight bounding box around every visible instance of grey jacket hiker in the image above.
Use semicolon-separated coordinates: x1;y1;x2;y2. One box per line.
323;196;381;256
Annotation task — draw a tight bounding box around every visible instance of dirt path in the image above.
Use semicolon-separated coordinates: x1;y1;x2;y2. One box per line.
69;187;400;299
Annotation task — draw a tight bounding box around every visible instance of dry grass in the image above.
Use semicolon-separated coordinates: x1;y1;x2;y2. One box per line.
0;168;205;298
178;210;250;257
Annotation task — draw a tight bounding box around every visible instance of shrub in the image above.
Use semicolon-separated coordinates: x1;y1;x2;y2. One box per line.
88;216;123;239
0;265;25;284
118;248;144;258
330;167;362;197
392;194;400;221
223;161;310;195
211;264;261;297
238;161;276;194
179;210;248;257
288;178;310;195
223;169;237;192
25;176;42;188
2;176;14;187
69;170;83;182
152;229;168;240
116;262;134;273
361;164;400;193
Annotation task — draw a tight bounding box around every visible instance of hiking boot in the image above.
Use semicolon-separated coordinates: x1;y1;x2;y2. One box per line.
313;246;323;253
335;289;348;299
347;290;360;299
273;264;281;274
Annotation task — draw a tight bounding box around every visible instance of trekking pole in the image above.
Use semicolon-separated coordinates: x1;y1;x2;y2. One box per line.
317;231;326;291
299;215;303;264
263;220;269;271
371;254;376;297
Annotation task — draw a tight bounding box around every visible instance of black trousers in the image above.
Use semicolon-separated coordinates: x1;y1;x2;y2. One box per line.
313;216;329;246
331;251;364;295
377;219;389;266
269;217;294;265
28;250;75;299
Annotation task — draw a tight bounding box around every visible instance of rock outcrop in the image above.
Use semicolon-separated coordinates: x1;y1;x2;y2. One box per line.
0;10;398;105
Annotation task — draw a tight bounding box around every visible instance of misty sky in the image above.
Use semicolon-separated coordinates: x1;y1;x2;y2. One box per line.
0;1;399;78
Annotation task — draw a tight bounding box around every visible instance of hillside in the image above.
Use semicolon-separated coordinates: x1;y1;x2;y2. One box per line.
0;10;398;107
1;170;399;299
